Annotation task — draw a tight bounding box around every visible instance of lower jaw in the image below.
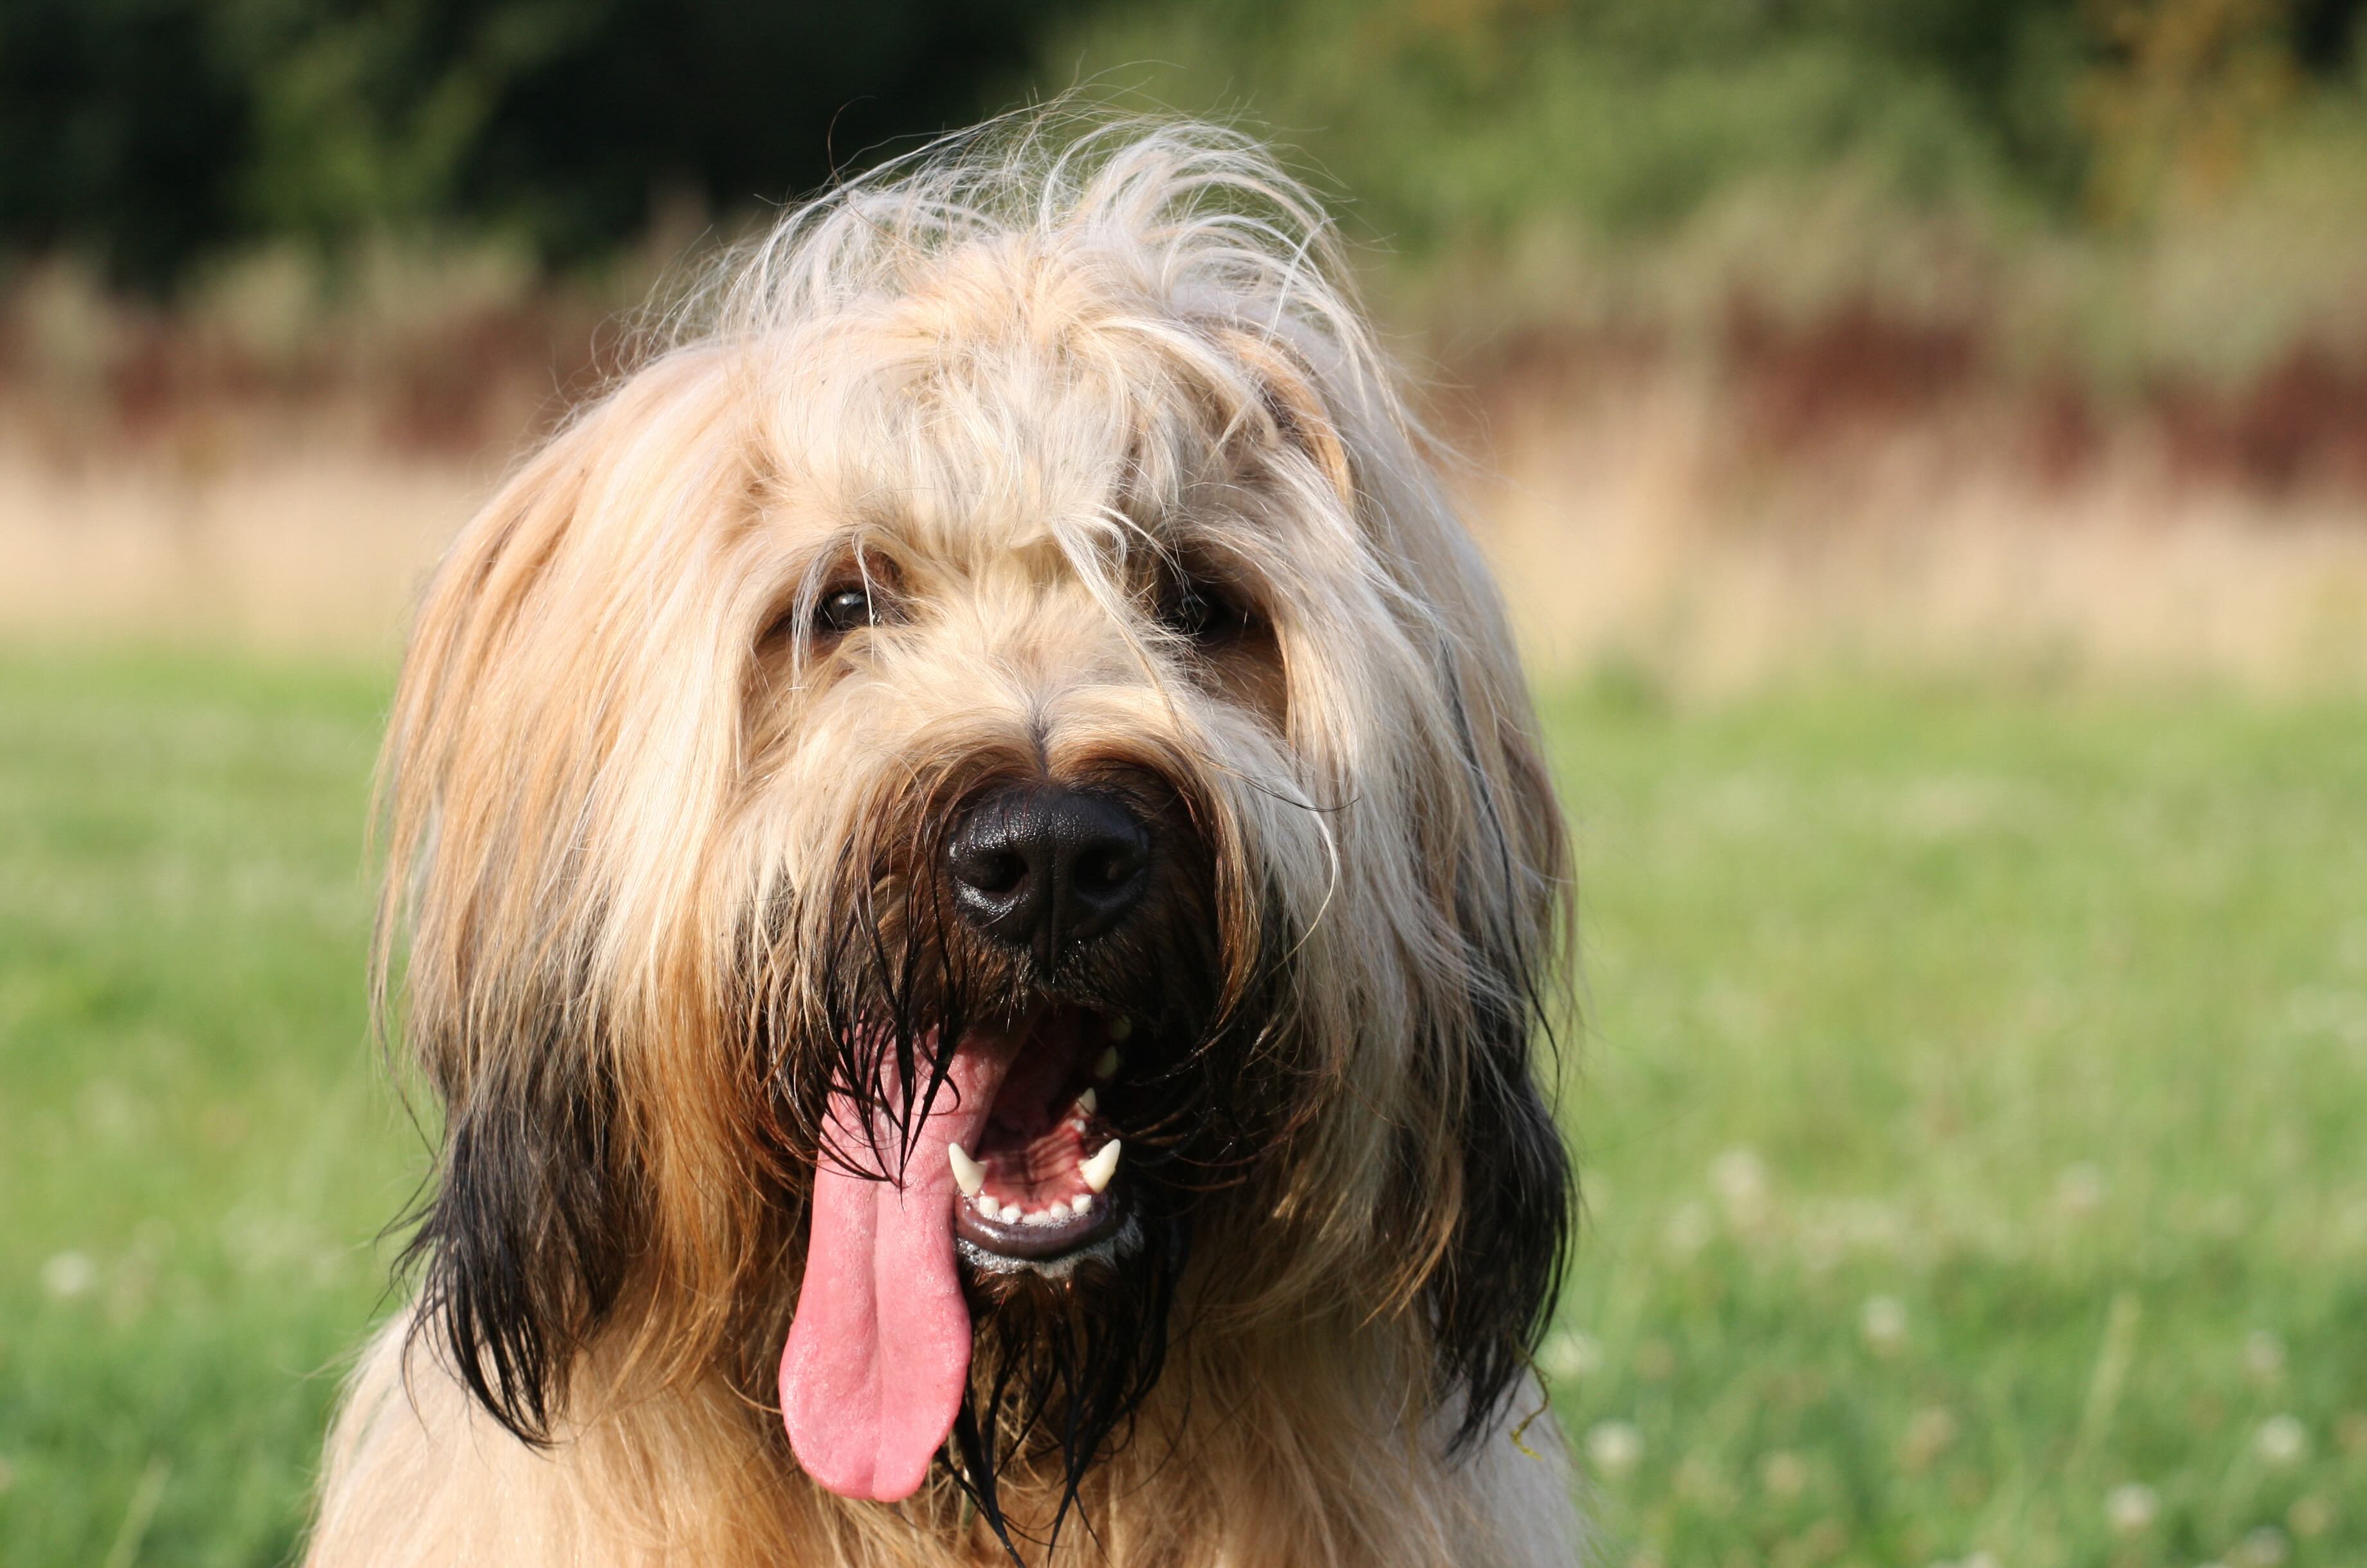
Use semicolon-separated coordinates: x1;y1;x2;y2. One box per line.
957;1208;1143;1281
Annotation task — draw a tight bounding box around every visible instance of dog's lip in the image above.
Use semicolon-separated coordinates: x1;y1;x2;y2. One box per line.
954;1181;1123;1258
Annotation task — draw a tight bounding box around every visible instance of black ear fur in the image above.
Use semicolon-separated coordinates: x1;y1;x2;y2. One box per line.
1424;676;1576;1452
1426;975;1573;1451
400;1011;637;1444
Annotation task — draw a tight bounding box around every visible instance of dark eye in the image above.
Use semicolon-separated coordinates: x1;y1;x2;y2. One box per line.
811;585;878;637
1156;573;1253;647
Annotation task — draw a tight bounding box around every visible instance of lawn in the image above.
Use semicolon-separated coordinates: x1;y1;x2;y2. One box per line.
2;650;2362;1567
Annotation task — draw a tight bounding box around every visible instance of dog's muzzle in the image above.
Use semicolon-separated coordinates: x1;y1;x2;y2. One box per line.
780;776;1185;1500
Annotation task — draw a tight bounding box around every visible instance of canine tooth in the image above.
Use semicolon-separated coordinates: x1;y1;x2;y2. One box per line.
1076;1087;1098;1116
948;1143;985;1197
1107;1017;1134;1041
1092;1046;1120;1081
1081;1139;1121;1194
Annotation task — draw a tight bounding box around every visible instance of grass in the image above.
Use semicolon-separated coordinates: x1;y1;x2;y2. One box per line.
3;650;2364;1567
1540;677;2367;1567
0;652;412;1568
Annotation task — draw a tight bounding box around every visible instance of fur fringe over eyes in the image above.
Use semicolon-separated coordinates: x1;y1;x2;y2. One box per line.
318;111;1580;1568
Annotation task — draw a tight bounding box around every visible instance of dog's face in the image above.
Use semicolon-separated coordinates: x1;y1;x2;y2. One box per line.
377;131;1570;1537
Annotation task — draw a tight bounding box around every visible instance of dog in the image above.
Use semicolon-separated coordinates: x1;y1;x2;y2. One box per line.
305;118;1579;1567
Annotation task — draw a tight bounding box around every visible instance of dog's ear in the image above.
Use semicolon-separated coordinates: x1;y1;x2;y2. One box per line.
1205;314;1575;1442
1425;690;1575;1451
374;351;749;1440
400;1005;636;1444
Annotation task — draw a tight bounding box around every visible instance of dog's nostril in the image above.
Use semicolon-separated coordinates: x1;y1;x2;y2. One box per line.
1074;846;1135;890
960;849;1029;898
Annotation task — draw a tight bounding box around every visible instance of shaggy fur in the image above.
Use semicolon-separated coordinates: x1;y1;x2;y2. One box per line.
306;117;1580;1567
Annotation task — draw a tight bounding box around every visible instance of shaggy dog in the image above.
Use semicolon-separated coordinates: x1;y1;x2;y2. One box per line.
306;119;1579;1567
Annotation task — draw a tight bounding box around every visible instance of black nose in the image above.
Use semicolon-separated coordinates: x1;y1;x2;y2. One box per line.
946;782;1152;967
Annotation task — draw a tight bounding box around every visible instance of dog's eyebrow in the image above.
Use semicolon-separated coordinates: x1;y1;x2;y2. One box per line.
792;511;916;574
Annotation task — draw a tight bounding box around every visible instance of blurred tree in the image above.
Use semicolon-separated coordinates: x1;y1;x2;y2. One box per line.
2078;0;2306;223
1048;0;2362;254
0;0;1083;293
0;0;255;292
2290;0;2367;67
5;0;2358;292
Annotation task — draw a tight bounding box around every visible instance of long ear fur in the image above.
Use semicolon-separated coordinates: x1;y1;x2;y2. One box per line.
398;1002;637;1443
373;351;757;1441
1231;311;1576;1448
1423;670;1573;1450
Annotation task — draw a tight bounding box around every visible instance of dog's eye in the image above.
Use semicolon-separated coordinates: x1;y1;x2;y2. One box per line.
811;586;879;637
1155;575;1253;647
759;571;902;652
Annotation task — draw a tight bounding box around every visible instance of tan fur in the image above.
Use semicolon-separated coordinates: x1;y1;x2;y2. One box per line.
311;116;1578;1567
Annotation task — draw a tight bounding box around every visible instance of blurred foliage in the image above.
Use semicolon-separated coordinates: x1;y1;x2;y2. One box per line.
1053;0;2366;250
6;0;2364;295
0;0;1081;293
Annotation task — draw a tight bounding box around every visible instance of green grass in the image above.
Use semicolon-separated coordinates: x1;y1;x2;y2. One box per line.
0;652;414;1568
4;651;2364;1566
1540;679;2367;1568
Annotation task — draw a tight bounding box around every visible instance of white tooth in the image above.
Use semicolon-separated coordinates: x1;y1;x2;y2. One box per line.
948;1143;985;1197
1071;1194;1092;1216
1107;1016;1134;1041
1081;1139;1121;1194
1075;1087;1098;1116
1046;1199;1072;1221
1092;1046;1121;1080
977;1195;1000;1221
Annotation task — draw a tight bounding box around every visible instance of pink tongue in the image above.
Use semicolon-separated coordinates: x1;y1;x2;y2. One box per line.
780;1039;1008;1501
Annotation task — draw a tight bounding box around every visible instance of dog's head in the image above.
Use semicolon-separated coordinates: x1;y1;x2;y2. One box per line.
378;120;1570;1538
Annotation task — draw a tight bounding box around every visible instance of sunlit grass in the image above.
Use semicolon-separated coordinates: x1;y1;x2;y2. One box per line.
3;652;2362;1565
0;652;411;1568
1541;679;2367;1567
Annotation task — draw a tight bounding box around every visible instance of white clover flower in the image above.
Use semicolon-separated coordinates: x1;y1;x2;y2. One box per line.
41;1252;97;1300
2243;1331;2286;1385
1710;1147;1770;1226
1861;1295;1908;1356
1587;1421;1643;1478
1663;1202;1712;1258
2254;1415;2307;1466
2236;1525;2289;1567
1760;1450;1809;1499
1537;1329;1599;1382
1902;1406;1960;1469
2287;1495;2333;1538
2056;1163;2105;1216
2106;1482;2159;1535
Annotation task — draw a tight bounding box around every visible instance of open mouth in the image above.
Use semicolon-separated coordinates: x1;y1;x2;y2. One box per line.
950;1006;1134;1271
779;999;1152;1501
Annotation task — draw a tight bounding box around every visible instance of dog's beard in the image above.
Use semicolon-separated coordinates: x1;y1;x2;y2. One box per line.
750;808;1276;1549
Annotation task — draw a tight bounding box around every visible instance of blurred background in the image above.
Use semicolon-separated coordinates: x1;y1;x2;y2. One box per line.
3;3;2364;1565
